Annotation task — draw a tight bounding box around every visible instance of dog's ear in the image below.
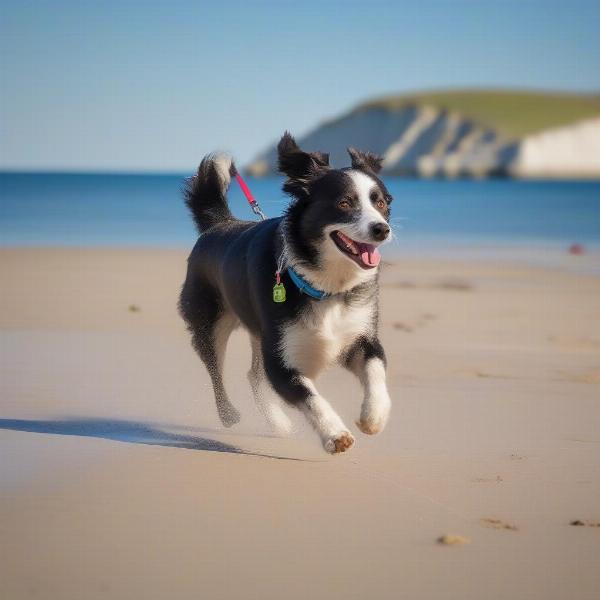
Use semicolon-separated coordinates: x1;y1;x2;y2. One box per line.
278;132;330;197
347;147;384;175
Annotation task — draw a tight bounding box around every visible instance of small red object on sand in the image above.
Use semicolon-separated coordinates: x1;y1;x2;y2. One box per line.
568;243;585;255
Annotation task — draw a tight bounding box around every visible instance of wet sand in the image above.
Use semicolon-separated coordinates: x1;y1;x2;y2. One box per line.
1;247;599;599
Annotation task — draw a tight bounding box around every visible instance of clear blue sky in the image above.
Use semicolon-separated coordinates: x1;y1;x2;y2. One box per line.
1;0;599;172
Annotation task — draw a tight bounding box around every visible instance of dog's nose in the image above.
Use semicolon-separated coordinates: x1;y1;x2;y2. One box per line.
370;222;390;242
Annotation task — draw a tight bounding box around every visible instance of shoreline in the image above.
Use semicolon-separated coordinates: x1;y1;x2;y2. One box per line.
2;239;599;274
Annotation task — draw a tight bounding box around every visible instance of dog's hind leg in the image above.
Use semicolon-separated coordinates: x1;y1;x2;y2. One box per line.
197;311;241;427
248;336;292;436
183;285;241;427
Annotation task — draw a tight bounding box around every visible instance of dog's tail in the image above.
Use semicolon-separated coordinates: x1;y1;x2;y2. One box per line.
184;153;236;233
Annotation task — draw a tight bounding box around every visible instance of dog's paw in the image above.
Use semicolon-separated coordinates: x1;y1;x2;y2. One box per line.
324;431;355;454
355;413;388;435
356;419;381;435
356;398;390;435
218;404;241;428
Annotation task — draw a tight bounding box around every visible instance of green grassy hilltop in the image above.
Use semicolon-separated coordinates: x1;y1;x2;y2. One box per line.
355;89;600;139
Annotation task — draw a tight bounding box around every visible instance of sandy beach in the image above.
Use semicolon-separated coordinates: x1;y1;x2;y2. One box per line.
1;246;599;600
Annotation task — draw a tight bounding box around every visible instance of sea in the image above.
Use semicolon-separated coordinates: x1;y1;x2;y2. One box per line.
1;172;599;266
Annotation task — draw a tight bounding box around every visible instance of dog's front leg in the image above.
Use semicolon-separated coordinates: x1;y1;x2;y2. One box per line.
262;347;354;454
344;337;391;435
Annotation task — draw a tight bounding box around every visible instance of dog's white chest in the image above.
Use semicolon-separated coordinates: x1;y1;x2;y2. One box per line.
280;299;373;377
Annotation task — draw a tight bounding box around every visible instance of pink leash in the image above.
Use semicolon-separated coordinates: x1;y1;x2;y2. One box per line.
233;170;267;221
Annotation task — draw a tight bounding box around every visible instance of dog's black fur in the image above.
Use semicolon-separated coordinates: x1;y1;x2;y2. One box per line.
179;133;393;453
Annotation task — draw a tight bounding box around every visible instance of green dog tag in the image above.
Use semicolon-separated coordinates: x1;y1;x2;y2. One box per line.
273;282;286;303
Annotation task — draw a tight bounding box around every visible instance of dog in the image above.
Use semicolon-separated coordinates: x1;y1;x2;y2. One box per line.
179;132;393;453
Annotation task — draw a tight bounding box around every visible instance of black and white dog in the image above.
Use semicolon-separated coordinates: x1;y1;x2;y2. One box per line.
179;133;393;454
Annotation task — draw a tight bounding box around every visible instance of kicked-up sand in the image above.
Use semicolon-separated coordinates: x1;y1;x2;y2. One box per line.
1;247;599;599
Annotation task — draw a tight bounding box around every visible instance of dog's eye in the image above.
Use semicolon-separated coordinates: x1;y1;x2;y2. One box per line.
338;199;351;210
376;199;386;210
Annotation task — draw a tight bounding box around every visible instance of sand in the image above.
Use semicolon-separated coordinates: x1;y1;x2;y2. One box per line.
1;247;599;599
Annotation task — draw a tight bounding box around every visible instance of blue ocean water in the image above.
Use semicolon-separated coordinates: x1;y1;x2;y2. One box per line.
1;172;599;251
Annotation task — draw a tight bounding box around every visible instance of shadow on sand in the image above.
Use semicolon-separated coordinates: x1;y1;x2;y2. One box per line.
0;417;304;461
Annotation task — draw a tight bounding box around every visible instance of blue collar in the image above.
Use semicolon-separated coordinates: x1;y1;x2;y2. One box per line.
287;267;329;300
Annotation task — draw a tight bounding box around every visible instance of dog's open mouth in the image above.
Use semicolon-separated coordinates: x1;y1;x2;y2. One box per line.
330;231;381;269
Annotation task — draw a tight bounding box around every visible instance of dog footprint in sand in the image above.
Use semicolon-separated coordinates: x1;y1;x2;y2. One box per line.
437;534;470;546
570;519;600;528
472;475;503;483
480;518;518;531
393;313;437;333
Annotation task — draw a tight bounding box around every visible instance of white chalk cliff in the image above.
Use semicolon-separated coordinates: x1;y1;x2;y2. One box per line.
510;118;600;179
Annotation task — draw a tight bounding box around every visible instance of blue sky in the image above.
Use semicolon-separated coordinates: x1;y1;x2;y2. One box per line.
1;0;599;172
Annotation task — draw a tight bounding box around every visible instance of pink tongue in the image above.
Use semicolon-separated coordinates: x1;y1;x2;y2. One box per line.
358;243;381;267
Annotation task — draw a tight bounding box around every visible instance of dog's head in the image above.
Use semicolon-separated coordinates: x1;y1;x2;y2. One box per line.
279;132;392;275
